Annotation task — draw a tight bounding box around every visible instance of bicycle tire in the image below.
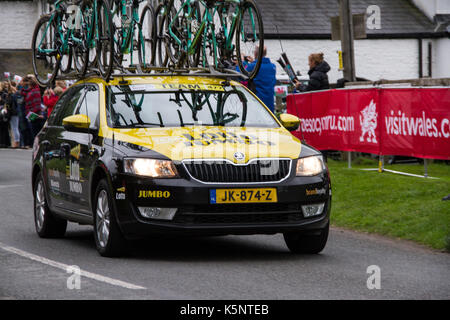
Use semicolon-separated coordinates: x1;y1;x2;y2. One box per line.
183;0;202;68
109;0;124;67
200;19;218;69
214;1;236;66
154;3;170;67
236;0;264;80
96;0;114;81
31;14;60;87
52;10;73;75
73;0;96;77
164;5;184;67
58;49;72;74
138;4;155;68
220;90;247;127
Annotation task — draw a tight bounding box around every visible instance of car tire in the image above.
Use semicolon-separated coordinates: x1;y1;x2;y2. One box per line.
93;179;127;257
34;173;67;238
283;223;329;254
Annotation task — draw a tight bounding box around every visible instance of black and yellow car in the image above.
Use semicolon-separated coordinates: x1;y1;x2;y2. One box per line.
31;73;331;257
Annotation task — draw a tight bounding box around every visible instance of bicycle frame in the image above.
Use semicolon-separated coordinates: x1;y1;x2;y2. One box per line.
165;0;258;66
218;0;258;56
111;0;144;65
37;0;88;58
167;0;219;65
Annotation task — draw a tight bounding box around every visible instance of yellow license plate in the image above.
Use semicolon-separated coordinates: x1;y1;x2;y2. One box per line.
210;188;277;204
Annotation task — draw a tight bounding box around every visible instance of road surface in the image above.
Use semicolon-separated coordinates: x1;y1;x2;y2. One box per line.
0;149;449;299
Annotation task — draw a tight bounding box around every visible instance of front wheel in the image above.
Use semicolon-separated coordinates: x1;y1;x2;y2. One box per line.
283;223;329;254
34;173;67;238
93;179;126;257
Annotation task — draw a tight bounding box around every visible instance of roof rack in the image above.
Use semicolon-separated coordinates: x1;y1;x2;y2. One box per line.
53;65;249;82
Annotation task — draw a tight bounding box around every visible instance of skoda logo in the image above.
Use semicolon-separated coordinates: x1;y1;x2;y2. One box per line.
234;152;245;161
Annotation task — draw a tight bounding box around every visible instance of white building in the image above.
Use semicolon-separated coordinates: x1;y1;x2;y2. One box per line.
259;0;450;83
0;0;449;83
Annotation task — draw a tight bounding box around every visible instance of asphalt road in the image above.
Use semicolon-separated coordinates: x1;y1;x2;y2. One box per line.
0;148;449;300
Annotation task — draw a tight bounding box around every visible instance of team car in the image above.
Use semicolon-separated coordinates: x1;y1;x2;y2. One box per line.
31;73;331;257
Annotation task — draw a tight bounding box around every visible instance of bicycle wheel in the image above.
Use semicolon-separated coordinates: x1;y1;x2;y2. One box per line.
220;90;247;127
109;0;124;68
73;1;96;77
58;47;72;74
96;0;114;81
164;6;185;67
183;0;202;67
214;1;239;67
200;20;218;69
138;4;155;69
154;3;169;67
236;0;264;79
31;14;60;87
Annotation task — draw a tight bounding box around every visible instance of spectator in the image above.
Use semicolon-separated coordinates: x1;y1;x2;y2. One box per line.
3;81;20;148
245;46;277;113
43;86;63;117
16;80;33;148
294;52;330;92
55;80;67;91
22;75;44;139
0;82;11;148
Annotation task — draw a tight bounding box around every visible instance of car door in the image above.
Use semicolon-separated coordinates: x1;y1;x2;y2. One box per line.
50;85;89;214
71;83;101;215
44;86;83;210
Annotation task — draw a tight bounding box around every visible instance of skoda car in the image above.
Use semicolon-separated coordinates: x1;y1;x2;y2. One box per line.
31;74;331;257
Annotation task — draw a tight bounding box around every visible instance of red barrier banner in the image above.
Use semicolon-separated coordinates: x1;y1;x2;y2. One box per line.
286;88;450;160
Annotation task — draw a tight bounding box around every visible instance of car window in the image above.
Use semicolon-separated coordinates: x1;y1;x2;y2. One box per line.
52;86;84;126
106;84;279;128
47;89;74;126
74;85;99;129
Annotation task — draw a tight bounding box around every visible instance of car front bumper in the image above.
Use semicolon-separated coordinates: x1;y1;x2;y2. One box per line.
112;173;331;239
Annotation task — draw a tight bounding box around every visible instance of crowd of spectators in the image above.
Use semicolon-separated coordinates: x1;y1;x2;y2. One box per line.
0;75;67;148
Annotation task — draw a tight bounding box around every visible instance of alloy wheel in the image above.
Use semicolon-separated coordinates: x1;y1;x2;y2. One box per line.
96;190;111;248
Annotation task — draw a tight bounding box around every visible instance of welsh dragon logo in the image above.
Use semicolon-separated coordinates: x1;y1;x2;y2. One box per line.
359;99;378;143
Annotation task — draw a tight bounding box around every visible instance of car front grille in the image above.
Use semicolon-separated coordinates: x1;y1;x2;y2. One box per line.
182;159;292;183
174;203;304;225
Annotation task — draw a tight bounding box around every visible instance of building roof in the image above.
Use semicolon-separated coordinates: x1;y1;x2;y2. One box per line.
259;0;447;39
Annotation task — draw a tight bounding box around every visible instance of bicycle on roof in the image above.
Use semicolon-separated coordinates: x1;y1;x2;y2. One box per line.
109;0;156;72
154;0;264;79
31;0;115;86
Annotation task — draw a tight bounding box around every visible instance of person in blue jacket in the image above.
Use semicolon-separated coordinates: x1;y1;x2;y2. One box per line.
245;46;277;113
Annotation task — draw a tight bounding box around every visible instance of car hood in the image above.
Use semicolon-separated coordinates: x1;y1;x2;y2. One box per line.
104;126;302;163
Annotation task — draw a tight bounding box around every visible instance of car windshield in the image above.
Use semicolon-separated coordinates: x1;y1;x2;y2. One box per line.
106;83;279;128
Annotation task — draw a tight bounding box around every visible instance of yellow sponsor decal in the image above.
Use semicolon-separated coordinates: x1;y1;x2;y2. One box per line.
102;127;302;162
306;188;327;196
117;187;126;192
181;131;275;147
138;190;171;198
150;83;224;91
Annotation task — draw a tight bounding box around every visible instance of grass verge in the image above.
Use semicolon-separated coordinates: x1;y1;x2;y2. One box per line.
327;158;450;251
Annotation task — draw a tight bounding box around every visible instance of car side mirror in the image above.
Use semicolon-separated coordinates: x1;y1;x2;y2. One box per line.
63;114;91;133
279;113;300;131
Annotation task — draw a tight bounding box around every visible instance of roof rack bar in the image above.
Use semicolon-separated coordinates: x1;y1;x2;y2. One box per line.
51;66;248;82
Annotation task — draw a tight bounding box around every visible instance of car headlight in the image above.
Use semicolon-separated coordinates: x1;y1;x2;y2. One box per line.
296;156;325;176
123;158;178;178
